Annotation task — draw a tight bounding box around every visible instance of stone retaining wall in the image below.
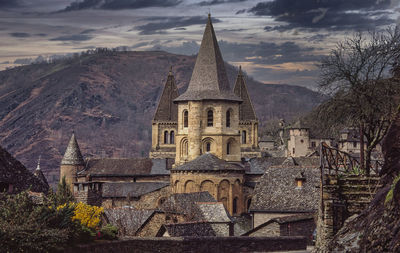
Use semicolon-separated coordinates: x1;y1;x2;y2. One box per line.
65;236;307;253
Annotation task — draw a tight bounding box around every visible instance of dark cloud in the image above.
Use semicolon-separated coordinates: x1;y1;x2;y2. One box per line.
0;0;19;7
35;33;47;37
9;32;30;38
235;9;246;14
62;0;181;11
249;0;395;31
198;0;247;6
0;61;10;64
80;29;96;34
50;34;93;41
135;16;221;35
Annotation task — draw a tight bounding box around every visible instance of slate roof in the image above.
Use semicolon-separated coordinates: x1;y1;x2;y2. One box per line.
260;135;275;142
61;133;84;165
153;69;179;121
246;157;320;175
172;153;244;172
174;15;241;102
339;127;360;142
162;222;216;236
241;213;314;236
102;182;169;198
78;158;171;176
250;166;319;212
103;208;154;236
160;192;216;216
0;146;48;193
233;67;257;120
195;202;231;223
289;120;309;130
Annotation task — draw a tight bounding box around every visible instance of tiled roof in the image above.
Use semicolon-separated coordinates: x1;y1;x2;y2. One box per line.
162;222;216;236
241;213;314;236
172;153;244;172
174;15;241;102
103;208;154;236
153;70;179;121
195;202;231;223
61;133;84;165
250;166;319;212
102;182;169;198
246;157;320;175
0;146;48;193
160;192;216;216
234;67;257;120
79;158;154;176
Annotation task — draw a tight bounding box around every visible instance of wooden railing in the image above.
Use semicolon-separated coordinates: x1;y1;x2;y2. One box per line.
319;142;382;176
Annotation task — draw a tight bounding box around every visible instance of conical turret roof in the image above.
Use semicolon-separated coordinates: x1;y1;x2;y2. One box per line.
153;68;179;121
233;66;257;120
174;15;241;102
61;133;84;165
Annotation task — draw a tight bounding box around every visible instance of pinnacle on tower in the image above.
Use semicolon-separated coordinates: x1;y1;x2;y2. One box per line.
153;68;180;121
174;15;241;102
61;133;84;165
233;66;257;120
36;155;41;170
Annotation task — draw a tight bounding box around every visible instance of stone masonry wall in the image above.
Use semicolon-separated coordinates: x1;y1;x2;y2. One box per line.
65;236;307;253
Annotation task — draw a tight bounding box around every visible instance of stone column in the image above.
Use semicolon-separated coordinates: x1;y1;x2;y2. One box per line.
188;101;202;161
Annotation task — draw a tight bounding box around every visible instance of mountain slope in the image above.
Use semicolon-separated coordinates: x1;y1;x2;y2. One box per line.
0;50;325;185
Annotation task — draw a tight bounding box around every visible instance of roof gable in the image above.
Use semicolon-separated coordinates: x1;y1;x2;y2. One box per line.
172;153;244;172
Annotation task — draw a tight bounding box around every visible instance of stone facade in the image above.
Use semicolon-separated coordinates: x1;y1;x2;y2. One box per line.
74;182;103;206
287;127;333;157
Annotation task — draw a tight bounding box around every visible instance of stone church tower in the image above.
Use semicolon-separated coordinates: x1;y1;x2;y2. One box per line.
149;68;179;159
174;14;243;165
59;133;84;192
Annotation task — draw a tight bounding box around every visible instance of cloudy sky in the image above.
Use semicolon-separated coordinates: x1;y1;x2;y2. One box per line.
0;0;399;88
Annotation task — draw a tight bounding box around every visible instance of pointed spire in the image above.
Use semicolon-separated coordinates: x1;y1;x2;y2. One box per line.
36;155;41;170
174;15;241;102
153;68;180;121
233;66;257;120
61;133;84;165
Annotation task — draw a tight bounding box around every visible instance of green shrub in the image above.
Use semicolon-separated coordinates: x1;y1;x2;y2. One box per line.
100;224;119;240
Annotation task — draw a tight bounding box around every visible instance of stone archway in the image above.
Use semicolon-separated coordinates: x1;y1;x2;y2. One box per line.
200;180;215;197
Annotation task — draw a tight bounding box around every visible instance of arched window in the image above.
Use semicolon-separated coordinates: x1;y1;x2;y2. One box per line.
206;142;211;152
164;131;169;144
247;198;252;211
242;130;247;144
170;131;175;144
233;197;238;214
183;110;188;128
227;142;231;155
207;110;213;127
226;110;231;127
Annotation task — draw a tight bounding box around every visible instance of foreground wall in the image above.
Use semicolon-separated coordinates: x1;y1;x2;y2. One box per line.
66;236;306;253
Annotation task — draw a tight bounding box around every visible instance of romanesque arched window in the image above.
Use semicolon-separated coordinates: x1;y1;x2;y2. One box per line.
164;131;169;144
183;110;188;128
226;110;231;127
242;130;247;144
206;142;211;152
233;197;238;214
227;142;231;155
207;110;213;127
170;131;175;144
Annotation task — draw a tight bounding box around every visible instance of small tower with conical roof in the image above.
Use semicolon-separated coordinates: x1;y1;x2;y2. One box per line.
34;155;49;187
174;14;242;164
60;133;85;191
150;67;180;159
233;66;261;158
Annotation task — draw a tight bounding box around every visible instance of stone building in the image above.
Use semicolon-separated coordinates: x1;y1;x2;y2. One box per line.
287;121;333;157
59;15;263;217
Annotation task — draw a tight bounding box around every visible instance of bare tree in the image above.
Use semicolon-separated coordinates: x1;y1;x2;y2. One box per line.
318;26;400;175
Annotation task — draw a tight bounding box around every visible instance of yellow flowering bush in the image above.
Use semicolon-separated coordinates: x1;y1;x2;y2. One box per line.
72;202;104;229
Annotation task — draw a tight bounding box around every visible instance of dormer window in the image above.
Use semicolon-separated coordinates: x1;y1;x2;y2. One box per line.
295;172;306;189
